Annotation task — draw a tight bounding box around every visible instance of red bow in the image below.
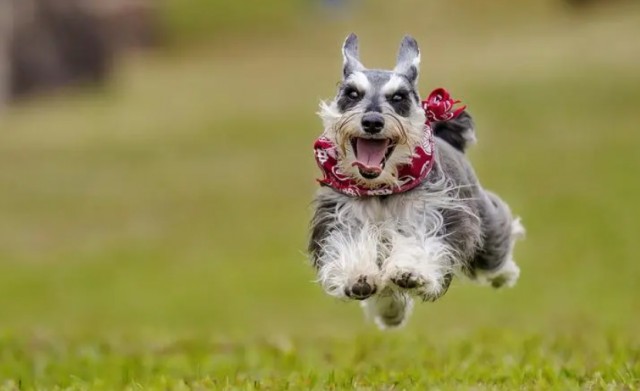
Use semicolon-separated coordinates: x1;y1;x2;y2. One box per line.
314;88;465;197
423;88;467;123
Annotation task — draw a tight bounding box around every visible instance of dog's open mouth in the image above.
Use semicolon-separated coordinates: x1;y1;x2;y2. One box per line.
350;137;395;179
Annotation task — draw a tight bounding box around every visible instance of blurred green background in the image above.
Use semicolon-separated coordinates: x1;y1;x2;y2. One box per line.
0;0;639;388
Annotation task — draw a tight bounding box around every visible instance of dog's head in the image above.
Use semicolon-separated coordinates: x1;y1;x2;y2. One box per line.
319;34;426;188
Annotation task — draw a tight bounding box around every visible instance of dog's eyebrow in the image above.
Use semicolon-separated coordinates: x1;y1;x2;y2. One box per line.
346;71;371;92
342;82;363;91
381;74;408;95
385;87;410;96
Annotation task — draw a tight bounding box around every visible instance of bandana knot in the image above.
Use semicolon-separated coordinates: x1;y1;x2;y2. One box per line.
314;88;465;197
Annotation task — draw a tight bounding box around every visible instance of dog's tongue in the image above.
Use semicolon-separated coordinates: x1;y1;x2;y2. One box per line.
354;138;389;168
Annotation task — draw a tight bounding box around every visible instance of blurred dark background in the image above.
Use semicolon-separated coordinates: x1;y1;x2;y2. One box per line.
0;0;639;340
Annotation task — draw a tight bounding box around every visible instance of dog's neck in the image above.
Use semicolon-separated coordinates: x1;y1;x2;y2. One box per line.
313;88;466;197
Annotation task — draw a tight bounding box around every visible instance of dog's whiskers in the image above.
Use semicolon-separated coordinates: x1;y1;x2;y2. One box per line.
381;111;409;146
334;111;360;155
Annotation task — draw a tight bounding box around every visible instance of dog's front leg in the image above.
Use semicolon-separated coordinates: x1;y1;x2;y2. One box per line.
382;232;454;302
309;201;381;300
310;224;382;300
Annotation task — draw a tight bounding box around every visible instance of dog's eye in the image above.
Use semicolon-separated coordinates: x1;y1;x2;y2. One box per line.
391;93;406;102
346;89;360;100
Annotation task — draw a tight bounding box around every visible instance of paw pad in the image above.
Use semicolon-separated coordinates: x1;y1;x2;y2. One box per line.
391;272;424;289
345;276;377;300
390;270;453;302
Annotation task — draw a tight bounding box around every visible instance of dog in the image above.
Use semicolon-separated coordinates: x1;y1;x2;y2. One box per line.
308;34;524;329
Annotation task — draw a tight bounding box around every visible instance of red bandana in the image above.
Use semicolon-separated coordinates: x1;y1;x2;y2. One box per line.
313;88;466;197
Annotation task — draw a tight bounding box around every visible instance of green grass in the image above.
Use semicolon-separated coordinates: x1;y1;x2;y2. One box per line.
1;332;637;389
1;1;640;389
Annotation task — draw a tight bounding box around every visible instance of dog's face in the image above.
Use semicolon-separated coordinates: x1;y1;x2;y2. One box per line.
319;34;426;188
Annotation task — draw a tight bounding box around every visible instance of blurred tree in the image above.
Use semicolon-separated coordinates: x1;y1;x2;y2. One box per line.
0;0;11;107
9;0;113;99
1;0;155;103
92;0;158;51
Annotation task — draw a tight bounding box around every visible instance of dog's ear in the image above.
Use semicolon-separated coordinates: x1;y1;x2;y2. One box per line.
394;35;420;85
342;33;364;79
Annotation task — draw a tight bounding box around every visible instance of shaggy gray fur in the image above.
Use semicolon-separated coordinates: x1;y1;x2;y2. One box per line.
309;137;516;282
308;35;522;326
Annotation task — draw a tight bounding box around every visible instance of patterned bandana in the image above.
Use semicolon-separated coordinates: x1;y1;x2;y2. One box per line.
313;88;466;197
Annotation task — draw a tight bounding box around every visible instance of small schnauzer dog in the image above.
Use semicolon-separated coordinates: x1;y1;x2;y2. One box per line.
308;34;524;329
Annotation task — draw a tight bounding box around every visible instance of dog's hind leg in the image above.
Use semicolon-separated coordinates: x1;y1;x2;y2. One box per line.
471;191;525;287
361;287;413;329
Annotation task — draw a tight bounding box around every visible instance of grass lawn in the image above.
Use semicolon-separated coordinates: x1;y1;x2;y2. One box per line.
0;1;639;389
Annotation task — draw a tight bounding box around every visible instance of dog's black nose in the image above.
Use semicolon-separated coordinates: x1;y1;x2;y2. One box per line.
361;113;385;134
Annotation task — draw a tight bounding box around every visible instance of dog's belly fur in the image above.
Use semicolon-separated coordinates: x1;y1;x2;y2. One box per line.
309;138;523;328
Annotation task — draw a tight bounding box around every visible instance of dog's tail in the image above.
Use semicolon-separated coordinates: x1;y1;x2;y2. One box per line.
432;111;476;153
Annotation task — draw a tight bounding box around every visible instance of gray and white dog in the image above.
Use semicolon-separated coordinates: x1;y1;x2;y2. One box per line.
308;34;524;329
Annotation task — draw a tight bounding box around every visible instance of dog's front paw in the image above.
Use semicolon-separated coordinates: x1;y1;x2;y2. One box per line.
344;275;378;300
418;272;452;302
390;271;424;289
388;269;452;302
